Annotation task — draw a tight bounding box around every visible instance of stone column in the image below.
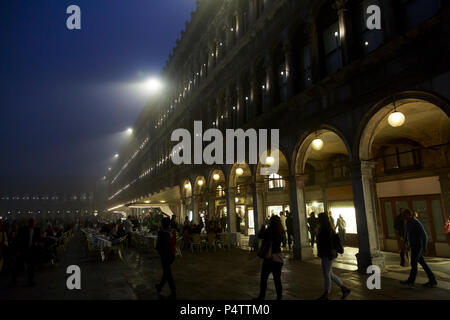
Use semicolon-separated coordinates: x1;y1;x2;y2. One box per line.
289;175;313;260
226;187;237;233
252;182;265;232
334;0;354;65
193;195;199;224
208;192;216;220
351;161;385;273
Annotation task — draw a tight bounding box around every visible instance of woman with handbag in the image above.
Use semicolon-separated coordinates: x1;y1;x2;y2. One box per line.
254;215;284;300
317;212;351;300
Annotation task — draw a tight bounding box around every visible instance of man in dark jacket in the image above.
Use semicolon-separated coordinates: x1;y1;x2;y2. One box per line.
285;211;294;250
155;217;176;299
400;209;437;288
307;212;318;249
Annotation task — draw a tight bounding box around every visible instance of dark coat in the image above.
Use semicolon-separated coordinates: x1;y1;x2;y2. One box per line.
258;227;282;254
317;225;335;260
156;229;175;264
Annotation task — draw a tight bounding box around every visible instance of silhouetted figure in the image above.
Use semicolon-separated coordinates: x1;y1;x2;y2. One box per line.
400;209;437;288
317;212;350;300
254;215;285;301
394;210;408;267
307;212;318;249
155;217;176;299
285;211;293;250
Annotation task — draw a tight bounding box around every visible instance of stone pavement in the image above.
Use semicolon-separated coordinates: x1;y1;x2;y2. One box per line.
1;232;449;300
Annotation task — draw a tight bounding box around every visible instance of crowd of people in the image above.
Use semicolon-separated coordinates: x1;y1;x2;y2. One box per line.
0;217;75;286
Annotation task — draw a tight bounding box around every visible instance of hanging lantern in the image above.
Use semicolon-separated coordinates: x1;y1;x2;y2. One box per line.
236;168;244;176
388;111;405;127
184;183;191;189
213;173;220;181
265;156;275;165
388;96;405;127
197;179;204;186
311;138;324;151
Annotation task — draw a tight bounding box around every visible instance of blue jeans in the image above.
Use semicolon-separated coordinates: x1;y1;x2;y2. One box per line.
321;257;343;293
408;246;436;284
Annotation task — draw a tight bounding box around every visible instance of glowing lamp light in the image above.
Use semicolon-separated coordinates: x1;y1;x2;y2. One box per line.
265;156;275;166
184;183;191;189
197;179;204;186
213;173;220;181
126;128;133;134
388;111;406;127
235;197;239;203
114;154;119;159
311;138;324;151
144;77;163;92
236;168;244;176
160;200;166;203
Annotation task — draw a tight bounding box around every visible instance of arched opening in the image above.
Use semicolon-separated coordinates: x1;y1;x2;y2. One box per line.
360;97;450;257
255;149;291;225
229;163;254;236
295;129;356;252
193;176;208;228
181;179;193;222
208;169;228;231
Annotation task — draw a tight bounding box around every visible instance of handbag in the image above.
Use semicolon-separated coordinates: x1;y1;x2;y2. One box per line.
333;233;344;254
257;239;272;259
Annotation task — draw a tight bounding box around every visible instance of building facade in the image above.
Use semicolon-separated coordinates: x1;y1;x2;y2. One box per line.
107;0;450;270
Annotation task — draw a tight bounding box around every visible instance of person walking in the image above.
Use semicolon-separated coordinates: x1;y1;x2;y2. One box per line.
254;215;285;301
336;215;347;247
400;209;437;288
285;211;294;250
317;212;351;300
307;212;318;249
155;217;177;299
394;209;409;267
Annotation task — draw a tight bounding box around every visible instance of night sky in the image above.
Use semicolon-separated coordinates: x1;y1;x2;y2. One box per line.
0;0;196;192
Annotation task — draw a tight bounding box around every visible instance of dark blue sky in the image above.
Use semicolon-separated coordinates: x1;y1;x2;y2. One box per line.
0;0;196;191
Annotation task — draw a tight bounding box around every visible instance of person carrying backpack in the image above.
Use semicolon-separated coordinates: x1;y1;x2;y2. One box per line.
317;212;350;300
155;217;177;299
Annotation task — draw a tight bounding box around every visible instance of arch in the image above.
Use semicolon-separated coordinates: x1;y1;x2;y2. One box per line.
356;91;450;161
292;125;352;176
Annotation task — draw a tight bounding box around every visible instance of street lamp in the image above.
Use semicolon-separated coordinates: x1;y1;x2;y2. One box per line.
126;128;133;135
144;77;163;93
